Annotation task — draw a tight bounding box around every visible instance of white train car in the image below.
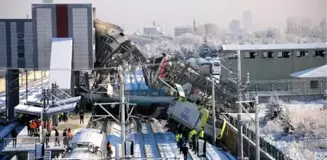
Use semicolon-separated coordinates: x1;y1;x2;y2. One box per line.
65;128;107;159
207;57;221;76
197;58;211;74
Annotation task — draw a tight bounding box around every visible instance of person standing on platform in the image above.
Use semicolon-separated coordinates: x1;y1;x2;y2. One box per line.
45;129;50;148
54;128;60;146
182;145;188;160
179;136;185;154
79;110;84;124
11;129;17;148
198;127;204;140
63;129;68;147
27;121;31;136
188;129;197;151
64;112;68;123
176;132;183;153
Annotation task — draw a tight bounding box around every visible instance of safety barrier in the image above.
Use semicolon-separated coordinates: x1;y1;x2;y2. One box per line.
248;78;327;95
1;136;68;151
225;114;293;160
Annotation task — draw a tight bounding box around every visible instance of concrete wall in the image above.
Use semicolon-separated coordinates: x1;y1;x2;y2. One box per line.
0;19;33;69
221;49;327;81
32;4;93;70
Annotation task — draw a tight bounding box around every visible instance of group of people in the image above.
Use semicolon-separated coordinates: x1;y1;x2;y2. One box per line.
62;128;73;147
27;119;42;137
58;112;68;123
175;127;205;160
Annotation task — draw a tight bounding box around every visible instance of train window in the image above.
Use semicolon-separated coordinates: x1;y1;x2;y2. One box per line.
267;52;274;58
314;50;325;57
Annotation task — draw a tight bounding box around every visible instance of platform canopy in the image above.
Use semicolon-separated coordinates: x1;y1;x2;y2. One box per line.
290;65;327;78
14;96;81;116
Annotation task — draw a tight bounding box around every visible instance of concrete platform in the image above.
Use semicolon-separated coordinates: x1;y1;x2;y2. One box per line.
1;136;65;152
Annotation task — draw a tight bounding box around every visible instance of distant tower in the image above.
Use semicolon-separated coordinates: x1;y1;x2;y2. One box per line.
153;21;156;27
243;11;252;32
193;19;197;33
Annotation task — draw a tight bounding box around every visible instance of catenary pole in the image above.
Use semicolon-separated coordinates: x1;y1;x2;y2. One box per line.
237;50;243;160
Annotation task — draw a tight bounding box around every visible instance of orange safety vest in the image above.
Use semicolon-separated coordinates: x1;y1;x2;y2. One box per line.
29;122;33;128
31;122;37;129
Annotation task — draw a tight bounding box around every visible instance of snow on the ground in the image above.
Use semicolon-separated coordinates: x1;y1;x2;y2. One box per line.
247;99;327;160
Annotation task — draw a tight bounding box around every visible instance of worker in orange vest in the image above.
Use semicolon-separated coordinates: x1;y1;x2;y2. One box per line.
28;121;34;136
32;121;37;136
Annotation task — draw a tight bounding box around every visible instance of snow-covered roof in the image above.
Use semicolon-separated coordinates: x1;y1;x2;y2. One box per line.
290;65;327;78
222;43;327;51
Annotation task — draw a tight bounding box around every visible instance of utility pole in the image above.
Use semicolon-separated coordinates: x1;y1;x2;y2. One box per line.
119;65;126;158
237;50;243;160
40;89;46;143
255;96;260;160
212;76;216;144
25;70;28;100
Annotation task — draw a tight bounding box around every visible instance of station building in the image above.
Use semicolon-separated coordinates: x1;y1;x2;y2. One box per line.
220;43;327;99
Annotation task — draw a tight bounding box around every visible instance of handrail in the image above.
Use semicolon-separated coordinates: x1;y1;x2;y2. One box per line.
1;136;70;150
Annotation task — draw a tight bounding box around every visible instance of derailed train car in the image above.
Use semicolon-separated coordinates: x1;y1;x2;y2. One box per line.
167;100;227;140
64;128;108;159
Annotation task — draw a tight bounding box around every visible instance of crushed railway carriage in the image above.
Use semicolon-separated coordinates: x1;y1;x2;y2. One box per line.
167;100;227;139
92;19;148;90
64;128;107;159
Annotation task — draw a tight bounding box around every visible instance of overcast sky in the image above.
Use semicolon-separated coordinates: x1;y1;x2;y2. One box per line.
0;0;326;34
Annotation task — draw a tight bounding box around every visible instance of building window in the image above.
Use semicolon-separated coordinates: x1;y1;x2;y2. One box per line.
244;52;256;59
18;52;25;58
249;52;256;59
314;50;325;57
282;51;290;58
262;52;268;58
297;51;308;57
244;52;250;58
263;52;274;58
228;53;237;59
277;52;283;58
310;80;319;89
